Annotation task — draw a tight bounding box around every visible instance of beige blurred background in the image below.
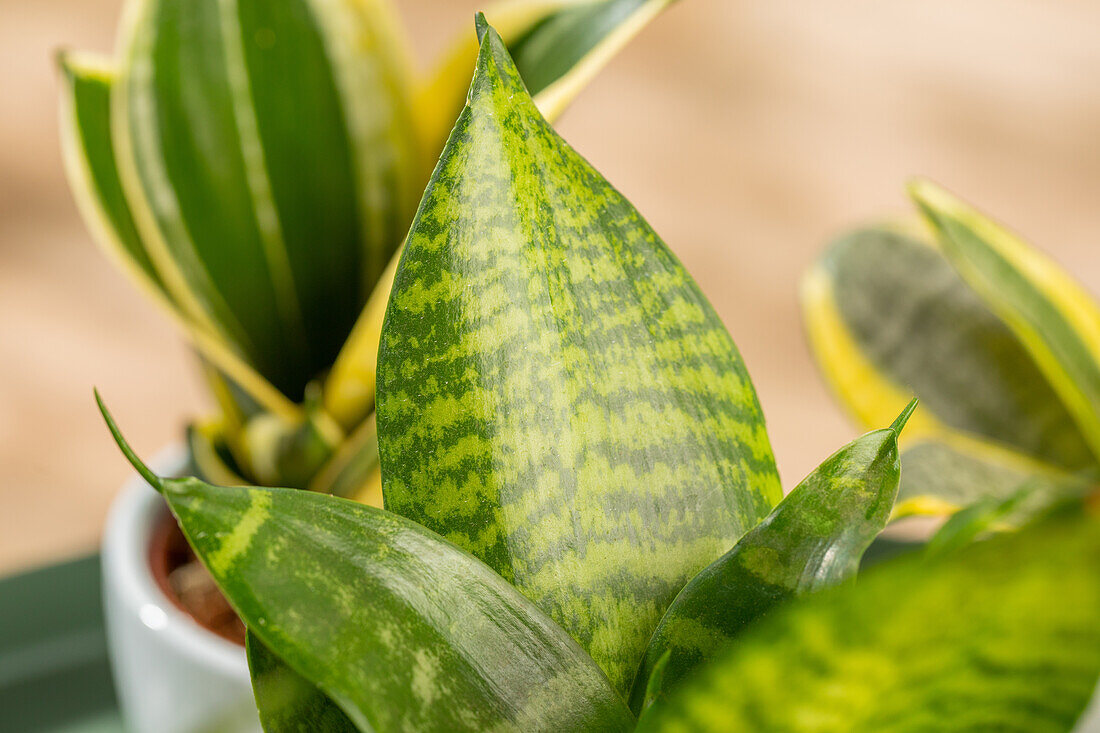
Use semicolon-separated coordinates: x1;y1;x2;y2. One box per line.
2;0;1099;575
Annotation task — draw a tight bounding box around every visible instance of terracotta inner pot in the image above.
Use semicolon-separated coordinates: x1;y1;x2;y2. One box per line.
147;508;246;646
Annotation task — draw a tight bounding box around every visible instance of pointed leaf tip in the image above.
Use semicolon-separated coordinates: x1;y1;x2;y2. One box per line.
474;12;490;44
94;389;162;491
642;649;672;712
55;48;72;74
905;178;958;229
890;398;919;435
471;16;520;92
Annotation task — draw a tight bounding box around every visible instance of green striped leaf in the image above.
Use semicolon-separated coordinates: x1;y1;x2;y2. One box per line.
59;52;298;421
99;396;634;733
803;225;1096;472
637;497;1100;732
58;52;168;298
630;402;913;713
895;436;1090;519
377;23;781;695
114;0;421;400
910;180;1100;467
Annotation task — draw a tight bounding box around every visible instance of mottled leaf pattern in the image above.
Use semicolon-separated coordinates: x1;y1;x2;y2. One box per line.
100;396;633;733
377;26;780;694
328;0;679;430
637;498;1100;732
630;403;911;712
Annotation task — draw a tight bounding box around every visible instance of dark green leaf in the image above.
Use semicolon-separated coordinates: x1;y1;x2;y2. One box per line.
639;650;671;715
637;497;1100;732
630;402;912;711
99;395;632;733
377;25;780;694
115;0;420;398
246;631;356;733
59;52;302;421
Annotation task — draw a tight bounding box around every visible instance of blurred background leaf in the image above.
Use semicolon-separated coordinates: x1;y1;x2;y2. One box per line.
6;0;1100;573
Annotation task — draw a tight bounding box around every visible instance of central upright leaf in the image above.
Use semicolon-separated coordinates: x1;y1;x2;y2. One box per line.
377;23;781;693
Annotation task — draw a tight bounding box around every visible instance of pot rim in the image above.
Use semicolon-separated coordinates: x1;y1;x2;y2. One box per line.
102;444;248;680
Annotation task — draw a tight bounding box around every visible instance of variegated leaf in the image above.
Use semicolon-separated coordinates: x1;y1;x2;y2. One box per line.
114;0;422;400
414;0;676;165
242;400;344;489
802;225;1096;472
327;0;678;430
59;51;297;421
630;402;913;712
637;496;1100;732
911;179;1100;467
376;23;780;695
99;395;633;733
58;52;168;297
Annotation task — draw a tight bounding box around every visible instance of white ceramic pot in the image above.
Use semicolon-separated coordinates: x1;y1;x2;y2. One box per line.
102;447;260;733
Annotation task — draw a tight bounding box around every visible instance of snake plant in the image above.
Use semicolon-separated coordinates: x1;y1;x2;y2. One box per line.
803;181;1100;522
60;0;677;499
97;21;1100;732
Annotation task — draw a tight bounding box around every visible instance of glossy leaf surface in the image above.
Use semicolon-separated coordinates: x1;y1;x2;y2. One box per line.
637;497;1100;732
100;397;633;733
911;180;1100;466
115;0;421;399
803;225;1095;472
377;25;780;694
630;404;912;712
246;631;356;733
328;0;678;430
